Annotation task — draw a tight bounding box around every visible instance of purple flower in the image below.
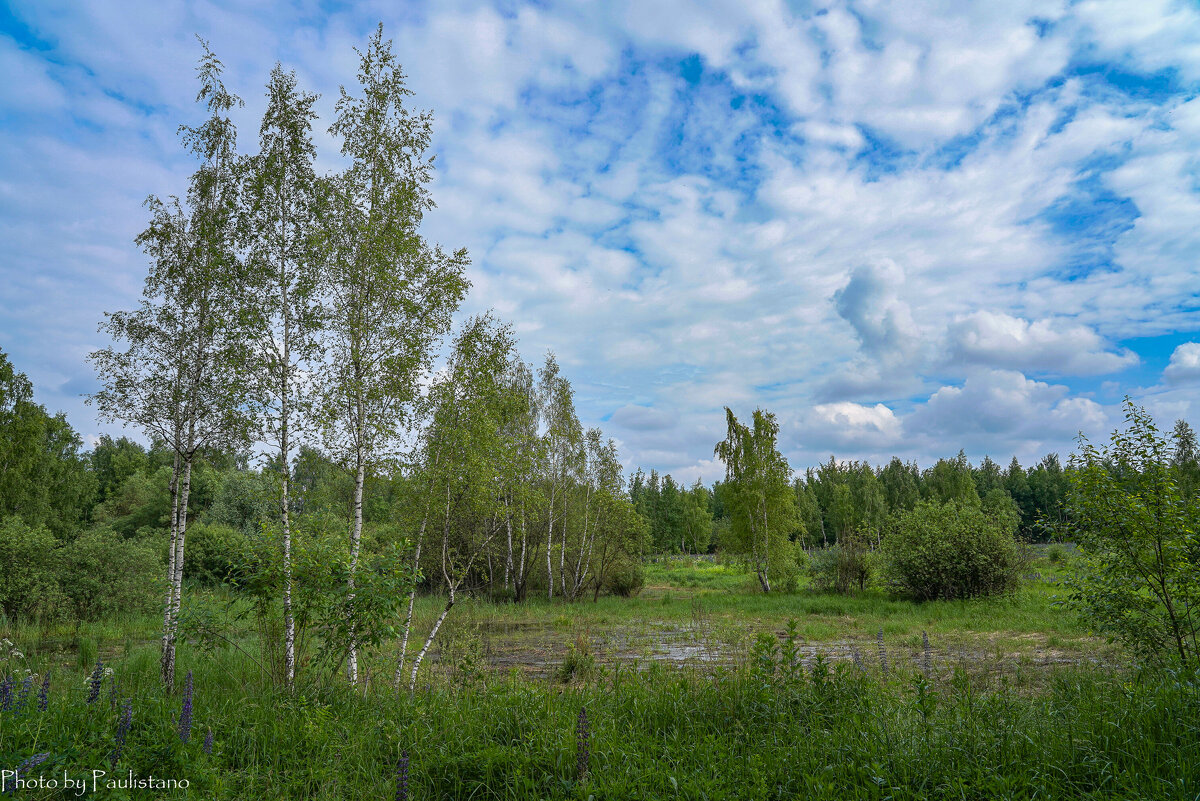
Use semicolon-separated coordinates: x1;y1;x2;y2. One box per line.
37;672;50;713
178;670;193;743
0;674;13;713
7;752;51;795
576;706;590;782
87;659;103;704
14;676;32;715
395;750;409;801
203;728;213;755
110;698;133;768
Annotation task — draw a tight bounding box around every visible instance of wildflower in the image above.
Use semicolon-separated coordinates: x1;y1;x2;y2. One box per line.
0;674;12;712
9;752;50;791
110;699;133;769
877;629;888;676
14;676;32;715
203;728;213;755
576;706;590;782
37;672;50;712
851;646;864;671
86;659;103;704
394;750;409;801
178;670;193;743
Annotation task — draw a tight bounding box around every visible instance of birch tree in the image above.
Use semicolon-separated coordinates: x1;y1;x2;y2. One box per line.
91;42;249;688
407;315;516;691
319;27;468;685
241;64;323;688
537;353;582;599
713;407;796;593
498;359;543;602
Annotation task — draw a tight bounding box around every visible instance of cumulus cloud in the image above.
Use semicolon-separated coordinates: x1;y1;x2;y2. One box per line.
946;311;1138;375
1164;342;1200;384
833;259;918;363
905;370;1107;448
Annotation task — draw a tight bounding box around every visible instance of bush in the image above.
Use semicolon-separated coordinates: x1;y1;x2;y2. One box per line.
58;527;163;620
883;500;1022;601
0;516;63;620
184;521;248;586
1046;543;1066;564
808;534;872;594
604;559;644;597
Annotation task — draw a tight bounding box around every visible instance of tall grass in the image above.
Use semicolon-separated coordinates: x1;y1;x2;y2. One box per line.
2;636;1197;800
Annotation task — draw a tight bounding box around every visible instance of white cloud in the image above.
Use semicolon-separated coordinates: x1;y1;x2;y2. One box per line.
1164;342;1200;384
946;311;1138;375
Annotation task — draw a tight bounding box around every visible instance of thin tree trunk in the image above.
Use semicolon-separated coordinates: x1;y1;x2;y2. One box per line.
159;451;182;687
546;492;555;600
281;424;295;688
408;592;453;693
346;453;365;684
393;521;425;691
504;500;513;591
164;456;193;685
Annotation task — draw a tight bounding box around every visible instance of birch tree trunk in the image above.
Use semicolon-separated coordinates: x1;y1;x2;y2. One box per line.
159;451;182;687
346;453;365;684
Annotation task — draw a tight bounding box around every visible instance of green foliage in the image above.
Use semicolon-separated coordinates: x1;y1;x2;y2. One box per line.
808;534;874;594
183;522;248;586
0;349;95;538
1063;400;1200;668
713;407;798;592
58;528;163;620
0;517;63;620
603;559;645;597
883;500;1022;601
2;644;1196;800
1046;543;1066;564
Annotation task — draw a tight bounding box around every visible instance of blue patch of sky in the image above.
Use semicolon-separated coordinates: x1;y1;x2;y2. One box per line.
0;3;55;52
1115;331;1200;388
1037;173;1139;281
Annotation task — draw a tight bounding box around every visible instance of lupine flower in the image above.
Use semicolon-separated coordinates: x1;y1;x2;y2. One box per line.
576;706;590;782
0;674;12;712
877;630;888;676
395;750;409;801
851;646;864;671
922;631;932;677
86;659;103;704
37;672;50;713
178;671;193;743
203;728;213;755
9;752;51;792
110;699;133;769
14;676;32;715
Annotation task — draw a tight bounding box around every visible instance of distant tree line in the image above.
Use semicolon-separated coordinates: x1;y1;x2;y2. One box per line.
631;424;1200;556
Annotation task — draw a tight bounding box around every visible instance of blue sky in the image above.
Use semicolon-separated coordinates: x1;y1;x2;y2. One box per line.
1;0;1198;482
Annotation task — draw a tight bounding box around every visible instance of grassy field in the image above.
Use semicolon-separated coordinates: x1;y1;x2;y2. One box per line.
5;549;1196;799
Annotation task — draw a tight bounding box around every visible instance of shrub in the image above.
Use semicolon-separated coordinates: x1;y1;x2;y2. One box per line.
883;500;1022;601
603;559;644;597
1062;400;1200;668
808;534;872;594
184;521;248;586
58;527;163;620
0;517;64;620
1046;543;1066;564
